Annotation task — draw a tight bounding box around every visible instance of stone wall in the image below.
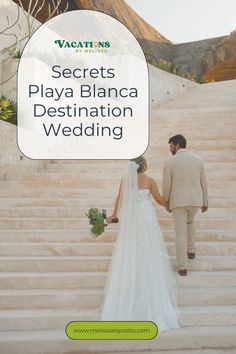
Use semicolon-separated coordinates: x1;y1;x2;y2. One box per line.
148;63;196;108
0;120;47;179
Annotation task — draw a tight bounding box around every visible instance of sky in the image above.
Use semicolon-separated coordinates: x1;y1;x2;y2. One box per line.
126;0;236;43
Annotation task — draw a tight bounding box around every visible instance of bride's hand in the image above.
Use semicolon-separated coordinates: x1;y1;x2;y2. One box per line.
163;200;169;210
107;215;115;224
164;202;171;213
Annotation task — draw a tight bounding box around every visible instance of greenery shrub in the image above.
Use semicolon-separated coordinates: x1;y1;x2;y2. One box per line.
8;47;21;59
156;59;176;74
144;50;208;83
0;96;17;125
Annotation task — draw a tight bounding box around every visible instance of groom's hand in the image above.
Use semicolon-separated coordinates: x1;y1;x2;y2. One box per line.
165;205;171;213
201;206;208;213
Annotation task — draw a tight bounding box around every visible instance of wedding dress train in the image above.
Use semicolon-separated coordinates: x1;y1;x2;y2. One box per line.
100;163;180;333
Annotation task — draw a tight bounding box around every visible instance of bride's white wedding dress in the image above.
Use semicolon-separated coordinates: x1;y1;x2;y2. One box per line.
100;162;180;333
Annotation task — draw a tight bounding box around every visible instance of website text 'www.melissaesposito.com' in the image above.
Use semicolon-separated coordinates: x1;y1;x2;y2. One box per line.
65;321;158;340
74;326;151;334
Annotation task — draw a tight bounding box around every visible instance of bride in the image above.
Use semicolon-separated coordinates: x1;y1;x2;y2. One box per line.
100;156;180;333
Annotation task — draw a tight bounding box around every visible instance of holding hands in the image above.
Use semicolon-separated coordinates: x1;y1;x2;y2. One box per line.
107;215;116;224
201;206;208;213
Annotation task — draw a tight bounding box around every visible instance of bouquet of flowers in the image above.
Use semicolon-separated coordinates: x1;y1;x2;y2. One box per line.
86;208;119;238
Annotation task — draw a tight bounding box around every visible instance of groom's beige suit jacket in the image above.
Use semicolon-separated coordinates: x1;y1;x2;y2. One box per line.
162;149;208;211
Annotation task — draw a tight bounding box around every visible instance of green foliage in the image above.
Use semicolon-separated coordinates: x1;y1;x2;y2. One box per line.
144;50;208;83
86;208;105;237
180;72;208;84
0;96;17;124
156;59;176;74
8;47;21;59
144;49;157;66
86;208;119;238
180;71;196;81
144;50;177;74
197;78;208;84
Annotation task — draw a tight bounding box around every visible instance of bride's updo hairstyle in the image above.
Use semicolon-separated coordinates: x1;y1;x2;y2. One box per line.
131;156;147;173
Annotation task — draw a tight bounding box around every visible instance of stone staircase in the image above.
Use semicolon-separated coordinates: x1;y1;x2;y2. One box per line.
0;79;236;353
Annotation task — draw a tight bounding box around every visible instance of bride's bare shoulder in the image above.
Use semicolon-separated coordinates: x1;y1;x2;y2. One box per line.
146;176;160;188
145;174;155;182
141;174;157;189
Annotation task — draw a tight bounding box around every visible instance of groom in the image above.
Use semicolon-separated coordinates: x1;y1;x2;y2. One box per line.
162;134;208;276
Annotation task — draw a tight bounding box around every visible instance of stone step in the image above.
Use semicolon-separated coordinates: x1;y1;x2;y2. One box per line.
44;158;236;166
0;228;234;243
150;118;235;126
153;142;236;151
0;288;102;310
158;111;223;122
152;109;236;118
0;197;95;208
0;242;235;257
47;147;236;157
0;271;107;289
151;124;236;134
0;326;236;353
0;255;235;272
0;206;235;219
49;160;125;165
49;116;236;130
180;305;236;326
48;138;236;151
0;286;236;309
2;172;233;185
0;165;41;177
0;217;235;230
0;271;236;290
150;129;236;140
26;170;233;182
0;306;236;331
44;163;126;172
3;171;233;183
0;170;236;184
0;308;101;331
177;287;236;306
4;172;121;182
0;197;235;208
44;161;236;170
4;165;236;182
1;168;236;185
0;188;115;198
54;150;236;161
49;149;236;159
0;183;235;197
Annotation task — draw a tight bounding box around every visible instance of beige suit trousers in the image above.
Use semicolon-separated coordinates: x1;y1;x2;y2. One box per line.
172;206;199;270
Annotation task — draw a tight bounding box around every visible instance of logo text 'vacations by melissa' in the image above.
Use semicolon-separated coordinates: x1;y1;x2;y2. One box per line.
54;40;110;49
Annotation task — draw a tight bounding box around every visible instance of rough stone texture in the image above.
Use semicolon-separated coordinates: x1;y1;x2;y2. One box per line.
0;120;47;180
4;0;236;83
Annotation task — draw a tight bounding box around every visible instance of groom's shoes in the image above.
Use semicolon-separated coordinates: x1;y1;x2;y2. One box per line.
187;252;195;259
178;269;187;276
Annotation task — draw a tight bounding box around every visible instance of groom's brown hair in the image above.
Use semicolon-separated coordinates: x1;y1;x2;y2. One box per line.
169;134;187;148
